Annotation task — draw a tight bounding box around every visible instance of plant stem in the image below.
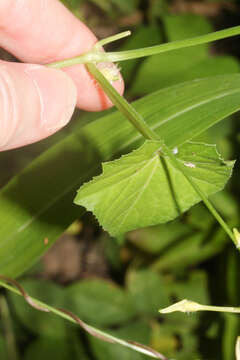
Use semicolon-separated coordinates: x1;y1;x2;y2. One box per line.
47;25;240;68
95;31;131;49
86;63;236;247
0;280;166;360
107;25;240;62
236;337;240;360
162;145;237;245
159;299;240;314
86;63;158;140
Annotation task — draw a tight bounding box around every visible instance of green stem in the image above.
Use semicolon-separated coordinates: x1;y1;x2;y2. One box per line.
159;299;240;314
95;31;131;49
47;25;240;68
162;145;237;245
236;337;240;360
86;63;236;246
86;63;158;140
0;280;166;360
107;25;240;62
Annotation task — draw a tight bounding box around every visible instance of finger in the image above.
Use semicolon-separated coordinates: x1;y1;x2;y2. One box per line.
0;60;77;151
0;0;124;111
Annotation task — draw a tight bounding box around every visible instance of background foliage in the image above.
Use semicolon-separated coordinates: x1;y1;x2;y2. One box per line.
0;0;240;359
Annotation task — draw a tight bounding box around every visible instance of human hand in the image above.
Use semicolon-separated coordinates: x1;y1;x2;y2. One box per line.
0;0;124;150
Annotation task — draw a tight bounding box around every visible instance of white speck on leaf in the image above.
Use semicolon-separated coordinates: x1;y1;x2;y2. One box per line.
172;147;178;154
184;162;196;168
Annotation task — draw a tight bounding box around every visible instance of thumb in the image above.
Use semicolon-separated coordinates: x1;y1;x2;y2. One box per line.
0;61;77;151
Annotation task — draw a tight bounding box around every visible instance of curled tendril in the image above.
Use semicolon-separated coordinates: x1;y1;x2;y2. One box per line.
0;275;168;360
0;275;49;312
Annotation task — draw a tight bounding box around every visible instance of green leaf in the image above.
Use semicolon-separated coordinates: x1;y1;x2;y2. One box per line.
120;25;163;86
24;336;90;360
160;271;209;333
75;140;234;236
153;227;228;271
125;270;208;358
24;335;90;360
130;53;239;96
172;271;209;305
128;219;192;254
24;338;73;360
163;14;212;60
66;279;136;326
150;322;178;356
130;207;228;270
126;270;170;316
1;74;240;277
0;336;7;359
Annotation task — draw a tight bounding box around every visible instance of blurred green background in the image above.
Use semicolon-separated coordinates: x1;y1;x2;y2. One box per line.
1;0;240;359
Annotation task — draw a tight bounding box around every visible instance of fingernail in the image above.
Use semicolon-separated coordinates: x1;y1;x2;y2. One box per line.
25;65;77;132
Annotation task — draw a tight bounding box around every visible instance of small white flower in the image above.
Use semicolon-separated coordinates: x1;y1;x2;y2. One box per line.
97;63;120;83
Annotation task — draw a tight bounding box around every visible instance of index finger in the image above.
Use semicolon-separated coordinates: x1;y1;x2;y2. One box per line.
0;0;124;111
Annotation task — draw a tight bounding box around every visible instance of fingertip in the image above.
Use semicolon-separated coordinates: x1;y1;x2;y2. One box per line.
0;0;125;113
64;63;125;112
27;65;78;133
0;62;77;150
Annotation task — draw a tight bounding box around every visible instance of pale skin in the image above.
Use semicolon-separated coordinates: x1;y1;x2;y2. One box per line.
0;0;124;150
